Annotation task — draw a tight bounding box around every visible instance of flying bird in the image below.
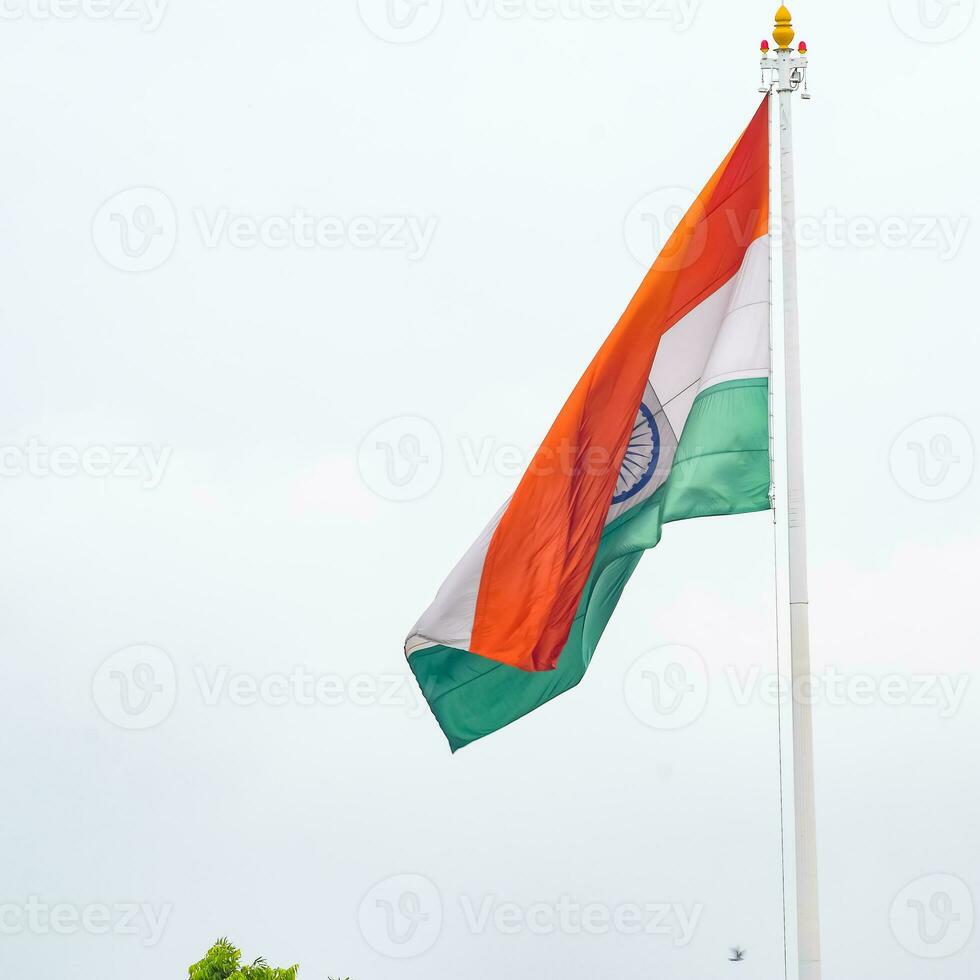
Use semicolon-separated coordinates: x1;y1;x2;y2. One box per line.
729;947;747;962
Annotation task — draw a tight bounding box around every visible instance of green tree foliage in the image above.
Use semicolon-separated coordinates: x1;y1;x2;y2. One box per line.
188;938;299;980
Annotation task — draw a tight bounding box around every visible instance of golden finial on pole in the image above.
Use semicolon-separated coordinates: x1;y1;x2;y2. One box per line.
758;5;810;97
773;4;795;49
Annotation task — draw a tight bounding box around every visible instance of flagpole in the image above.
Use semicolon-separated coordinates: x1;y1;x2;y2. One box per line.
763;7;820;980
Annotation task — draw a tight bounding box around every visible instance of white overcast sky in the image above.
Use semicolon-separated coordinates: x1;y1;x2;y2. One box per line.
1;1;978;979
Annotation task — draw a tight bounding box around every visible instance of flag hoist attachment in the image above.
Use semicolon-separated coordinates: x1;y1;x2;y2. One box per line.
760;7;821;980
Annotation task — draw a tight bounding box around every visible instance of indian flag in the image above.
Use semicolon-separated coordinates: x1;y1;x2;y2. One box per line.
406;96;772;751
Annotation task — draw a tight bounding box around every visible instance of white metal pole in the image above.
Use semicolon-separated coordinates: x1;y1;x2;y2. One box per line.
769;8;821;979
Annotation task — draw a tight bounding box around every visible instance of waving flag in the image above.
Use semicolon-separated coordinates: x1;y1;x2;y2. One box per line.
406;96;772;751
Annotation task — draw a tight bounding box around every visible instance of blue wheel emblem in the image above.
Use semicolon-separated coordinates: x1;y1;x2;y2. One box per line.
612;402;661;505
